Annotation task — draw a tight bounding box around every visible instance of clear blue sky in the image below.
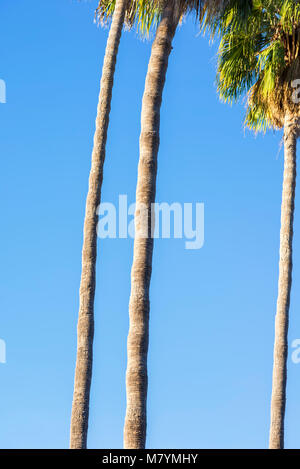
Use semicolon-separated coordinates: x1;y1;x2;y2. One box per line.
1;0;300;450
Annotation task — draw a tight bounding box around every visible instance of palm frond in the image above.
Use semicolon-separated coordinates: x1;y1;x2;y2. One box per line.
213;0;300;132
95;0;162;35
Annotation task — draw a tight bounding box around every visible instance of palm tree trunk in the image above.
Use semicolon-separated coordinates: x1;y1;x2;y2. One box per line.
123;1;180;450
269;114;298;449
70;0;127;449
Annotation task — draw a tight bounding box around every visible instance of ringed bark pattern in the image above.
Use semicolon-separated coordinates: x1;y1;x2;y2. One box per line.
124;1;181;450
70;0;127;449
269;114;298;449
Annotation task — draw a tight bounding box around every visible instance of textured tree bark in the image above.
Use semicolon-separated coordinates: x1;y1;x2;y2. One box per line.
269;114;298;449
123;1;180;450
70;0;127;449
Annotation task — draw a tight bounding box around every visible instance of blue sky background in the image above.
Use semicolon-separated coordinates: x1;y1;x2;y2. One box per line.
1;0;300;449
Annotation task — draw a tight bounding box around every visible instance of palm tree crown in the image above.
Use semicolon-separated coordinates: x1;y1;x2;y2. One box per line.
97;0;229;34
216;0;300;131
96;0;161;34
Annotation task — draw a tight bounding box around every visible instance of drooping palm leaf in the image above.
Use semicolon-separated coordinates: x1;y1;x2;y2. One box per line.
215;0;300;132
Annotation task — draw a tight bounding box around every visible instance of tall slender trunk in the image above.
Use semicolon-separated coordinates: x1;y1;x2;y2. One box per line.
123;1;180;450
269;114;298;449
70;0;127;449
